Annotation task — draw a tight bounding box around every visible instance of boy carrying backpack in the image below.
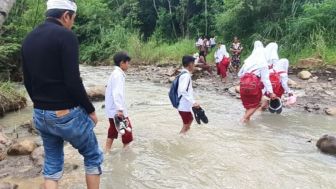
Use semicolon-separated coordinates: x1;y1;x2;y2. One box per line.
169;56;200;134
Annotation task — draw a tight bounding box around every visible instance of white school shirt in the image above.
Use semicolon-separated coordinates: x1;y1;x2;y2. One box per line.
210;38;216;45
105;66;128;118
177;69;195;112
214;48;223;64
238;64;274;94
271;59;292;94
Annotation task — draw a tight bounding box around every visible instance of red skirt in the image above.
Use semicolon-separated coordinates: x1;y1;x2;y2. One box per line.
218;57;230;78
240;90;262;109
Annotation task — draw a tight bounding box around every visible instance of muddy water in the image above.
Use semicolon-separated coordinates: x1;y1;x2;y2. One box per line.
1;66;336;189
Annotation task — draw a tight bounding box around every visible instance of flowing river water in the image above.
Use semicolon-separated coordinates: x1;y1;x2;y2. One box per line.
1;66;336;189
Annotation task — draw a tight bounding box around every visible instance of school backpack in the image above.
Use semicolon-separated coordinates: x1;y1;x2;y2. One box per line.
169;71;190;109
269;70;285;97
239;70;263;96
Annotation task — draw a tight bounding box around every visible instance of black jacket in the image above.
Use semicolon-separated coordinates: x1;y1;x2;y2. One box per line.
22;18;95;114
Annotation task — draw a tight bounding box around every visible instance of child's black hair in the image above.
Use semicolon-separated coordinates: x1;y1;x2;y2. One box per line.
182;55;195;68
114;52;131;66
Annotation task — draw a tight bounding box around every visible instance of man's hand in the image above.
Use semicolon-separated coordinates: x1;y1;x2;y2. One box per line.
89;112;98;126
270;93;277;100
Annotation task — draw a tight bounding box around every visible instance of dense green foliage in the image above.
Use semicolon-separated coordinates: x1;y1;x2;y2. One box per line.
0;0;336;81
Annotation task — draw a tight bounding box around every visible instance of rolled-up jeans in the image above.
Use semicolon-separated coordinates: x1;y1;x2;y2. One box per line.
33;107;104;180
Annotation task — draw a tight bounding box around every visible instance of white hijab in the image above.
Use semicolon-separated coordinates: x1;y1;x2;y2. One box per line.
214;44;230;63
265;42;279;65
273;58;289;72
239;41;267;75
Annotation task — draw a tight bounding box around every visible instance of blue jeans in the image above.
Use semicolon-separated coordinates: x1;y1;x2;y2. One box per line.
34;107;103;180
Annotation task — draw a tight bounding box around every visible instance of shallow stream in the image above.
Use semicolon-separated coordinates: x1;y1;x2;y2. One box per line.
1;66;336;189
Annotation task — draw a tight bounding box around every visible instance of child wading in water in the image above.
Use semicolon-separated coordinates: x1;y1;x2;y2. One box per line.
238;41;276;122
105;52;133;152
177;56;200;134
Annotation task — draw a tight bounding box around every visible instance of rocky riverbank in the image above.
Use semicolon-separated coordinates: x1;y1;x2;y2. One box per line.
0;122;79;188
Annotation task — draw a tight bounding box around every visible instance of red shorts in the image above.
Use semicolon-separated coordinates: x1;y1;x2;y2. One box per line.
179;111;194;124
108;117;133;144
240;89;263;109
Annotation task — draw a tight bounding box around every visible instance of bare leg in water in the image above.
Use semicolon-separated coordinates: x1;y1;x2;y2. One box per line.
241;106;260;123
105;138;114;153
180;123;192;135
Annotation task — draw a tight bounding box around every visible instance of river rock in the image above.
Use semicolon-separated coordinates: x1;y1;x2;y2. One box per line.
297;58;323;68
298;71;312;80
20;120;38;135
30;146;44;167
317;135;336;155
0;130;12;161
228;87;237;96
7;140;37;156
0;182;18;189
64;163;79;173
325;107;336;116
287;78;298;87
86;86;105;101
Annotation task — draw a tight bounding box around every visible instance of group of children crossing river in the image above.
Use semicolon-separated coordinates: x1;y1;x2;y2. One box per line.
105;39;298;153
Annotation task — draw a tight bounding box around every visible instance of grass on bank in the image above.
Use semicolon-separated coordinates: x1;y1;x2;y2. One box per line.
0;82;27;116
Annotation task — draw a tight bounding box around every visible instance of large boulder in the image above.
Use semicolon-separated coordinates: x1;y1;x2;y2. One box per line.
325;107;336;116
298;71;312;80
297;58;323;69
0;182;18;189
317;135;336;155
86;85;105;101
7;140;37;156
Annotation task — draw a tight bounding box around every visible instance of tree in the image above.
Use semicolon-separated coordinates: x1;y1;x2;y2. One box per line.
0;0;16;28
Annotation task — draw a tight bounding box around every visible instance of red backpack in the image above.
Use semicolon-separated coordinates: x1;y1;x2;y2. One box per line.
240;70;264;96
269;70;285;97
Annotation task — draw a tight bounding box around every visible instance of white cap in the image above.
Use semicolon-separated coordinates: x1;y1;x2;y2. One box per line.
47;0;77;12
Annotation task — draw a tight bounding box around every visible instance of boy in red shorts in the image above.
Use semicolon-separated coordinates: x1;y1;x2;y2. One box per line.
105;52;133;152
178;56;200;134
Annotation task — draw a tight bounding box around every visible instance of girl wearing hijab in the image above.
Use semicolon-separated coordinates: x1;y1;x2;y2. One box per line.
265;43;293;98
238;41;276;122
214;44;230;82
214;43;223;75
270;58;293;97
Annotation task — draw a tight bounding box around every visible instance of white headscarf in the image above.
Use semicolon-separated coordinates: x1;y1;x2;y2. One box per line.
243;40;267;68
214;44;230;63
238;41;267;77
273;58;289;73
265;42;279;65
47;0;77;12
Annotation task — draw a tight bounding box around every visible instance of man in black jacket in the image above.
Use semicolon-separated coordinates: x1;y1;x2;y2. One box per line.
22;0;103;188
